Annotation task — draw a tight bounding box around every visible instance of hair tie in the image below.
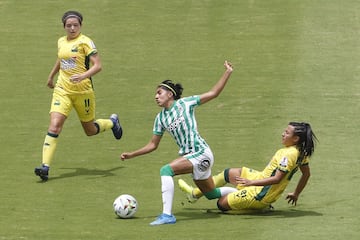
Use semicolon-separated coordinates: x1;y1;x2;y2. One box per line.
160;83;177;96
63;14;82;24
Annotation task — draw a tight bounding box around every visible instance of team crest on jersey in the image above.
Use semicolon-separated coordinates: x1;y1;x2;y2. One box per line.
71;45;79;52
280;157;288;167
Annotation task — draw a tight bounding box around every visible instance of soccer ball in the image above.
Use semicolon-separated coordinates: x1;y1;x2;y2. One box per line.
113;194;138;219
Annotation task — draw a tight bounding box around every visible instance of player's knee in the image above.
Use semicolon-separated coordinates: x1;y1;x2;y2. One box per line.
48;125;62;135
224;168;230;182
203;188;221;200
217;199;229;212
160;164;175;176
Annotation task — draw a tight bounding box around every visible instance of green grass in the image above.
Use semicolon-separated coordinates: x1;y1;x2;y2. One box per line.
0;0;359;239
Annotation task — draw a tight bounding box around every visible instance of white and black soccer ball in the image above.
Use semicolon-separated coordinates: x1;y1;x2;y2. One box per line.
113;194;138;219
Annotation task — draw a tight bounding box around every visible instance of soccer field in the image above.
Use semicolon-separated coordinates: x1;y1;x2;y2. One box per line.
0;0;359;239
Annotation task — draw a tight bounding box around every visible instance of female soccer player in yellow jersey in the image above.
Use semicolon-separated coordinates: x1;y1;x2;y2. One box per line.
179;122;318;211
34;11;123;181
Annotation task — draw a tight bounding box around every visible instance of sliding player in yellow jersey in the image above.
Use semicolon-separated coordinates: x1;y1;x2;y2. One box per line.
34;11;123;181
179;122;317;211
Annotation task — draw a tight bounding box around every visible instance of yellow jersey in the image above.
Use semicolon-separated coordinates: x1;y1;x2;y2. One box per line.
56;33;97;94
256;146;309;204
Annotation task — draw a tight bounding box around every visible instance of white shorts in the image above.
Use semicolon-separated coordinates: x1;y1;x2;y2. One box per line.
184;147;214;180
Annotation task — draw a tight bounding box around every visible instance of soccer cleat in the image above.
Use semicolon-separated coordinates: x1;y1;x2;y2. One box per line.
110;114;123;140
178;179;198;203
34;165;49;181
149;213;176;226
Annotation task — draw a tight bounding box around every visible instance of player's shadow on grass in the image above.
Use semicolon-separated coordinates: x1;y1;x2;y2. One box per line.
210;208;322;218
252;208;323;218
43;166;124;181
178;207;322;221
175;209;222;222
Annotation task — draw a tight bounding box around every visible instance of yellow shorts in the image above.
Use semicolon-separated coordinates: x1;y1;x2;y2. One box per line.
238;167;263;182
227;186;269;210
50;87;96;122
227;167;269;210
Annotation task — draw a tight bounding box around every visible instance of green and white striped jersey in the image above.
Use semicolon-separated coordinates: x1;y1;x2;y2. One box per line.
153;95;209;156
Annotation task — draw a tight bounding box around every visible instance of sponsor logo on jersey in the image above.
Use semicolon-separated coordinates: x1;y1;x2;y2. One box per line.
60;58;76;70
167;116;185;132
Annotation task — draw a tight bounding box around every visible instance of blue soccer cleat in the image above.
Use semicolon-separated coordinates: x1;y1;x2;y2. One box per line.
110;114;123;140
34;164;49;181
149;213;176;226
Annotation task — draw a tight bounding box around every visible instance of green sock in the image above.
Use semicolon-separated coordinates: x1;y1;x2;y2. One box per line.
193;171;227;198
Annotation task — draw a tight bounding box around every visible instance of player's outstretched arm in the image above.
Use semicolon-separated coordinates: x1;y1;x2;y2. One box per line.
286;165;311;205
120;135;162;160
199;60;233;105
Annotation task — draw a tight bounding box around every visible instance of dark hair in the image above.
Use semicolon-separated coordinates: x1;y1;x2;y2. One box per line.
159;80;183;100
289;122;318;163
62;11;83;27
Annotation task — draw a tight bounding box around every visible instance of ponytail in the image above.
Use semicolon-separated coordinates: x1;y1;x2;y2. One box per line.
289;122;318;162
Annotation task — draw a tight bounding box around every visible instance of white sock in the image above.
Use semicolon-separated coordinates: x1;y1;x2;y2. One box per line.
219;187;238;196
161;176;174;216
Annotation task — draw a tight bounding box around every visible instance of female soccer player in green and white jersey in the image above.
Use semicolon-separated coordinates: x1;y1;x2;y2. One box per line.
120;61;235;225
34;11;123;181
178;122;318;212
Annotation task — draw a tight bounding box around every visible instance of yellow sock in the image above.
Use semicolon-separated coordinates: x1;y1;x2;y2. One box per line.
95;119;113;133
193;171;227;198
213;170;227;186
42;133;58;167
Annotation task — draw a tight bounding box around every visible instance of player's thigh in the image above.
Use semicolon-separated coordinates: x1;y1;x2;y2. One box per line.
50;90;72;117
73;92;96;122
237;167;262;185
170;157;193;175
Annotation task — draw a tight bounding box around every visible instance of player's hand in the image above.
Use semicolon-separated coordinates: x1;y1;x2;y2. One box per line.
70;74;85;83
224;60;233;72
235;176;251;186
120;152;132;161
286;192;298;206
47;78;55;89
